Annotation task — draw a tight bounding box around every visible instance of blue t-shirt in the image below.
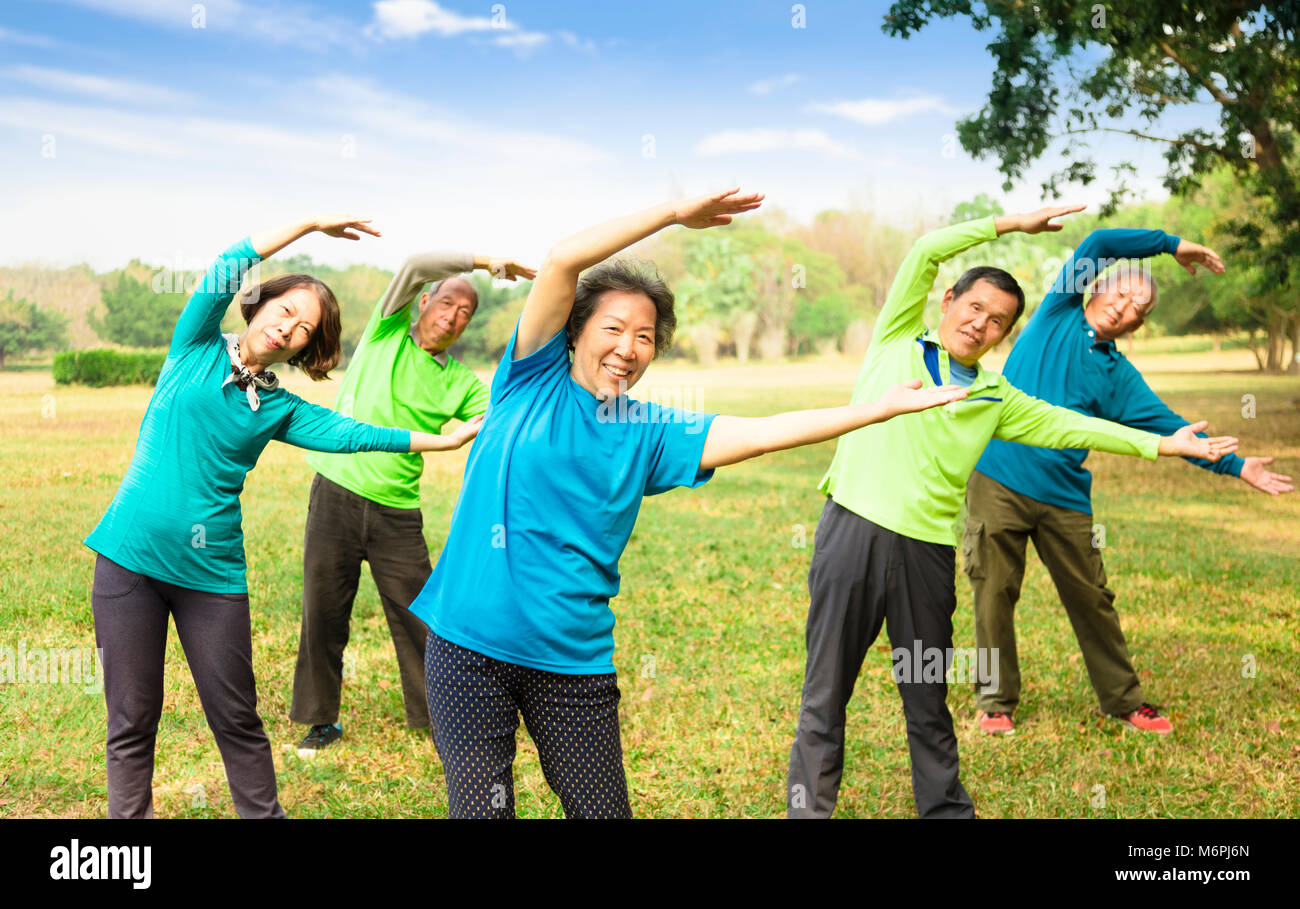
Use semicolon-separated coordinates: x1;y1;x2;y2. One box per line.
975;228;1242;514
949;359;978;388
409;325;717;674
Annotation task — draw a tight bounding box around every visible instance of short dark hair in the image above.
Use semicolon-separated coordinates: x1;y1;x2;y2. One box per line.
566;259;676;357
951;266;1026;325
239;273;342;380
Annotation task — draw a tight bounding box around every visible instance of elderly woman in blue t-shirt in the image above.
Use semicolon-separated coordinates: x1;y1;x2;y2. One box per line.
85;216;480;818
409;189;970;818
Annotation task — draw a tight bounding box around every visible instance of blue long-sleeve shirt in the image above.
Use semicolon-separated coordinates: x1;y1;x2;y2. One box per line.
85;237;411;593
975;228;1243;514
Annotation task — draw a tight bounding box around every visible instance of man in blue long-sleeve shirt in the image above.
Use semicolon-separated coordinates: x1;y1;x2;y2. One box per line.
966;227;1293;735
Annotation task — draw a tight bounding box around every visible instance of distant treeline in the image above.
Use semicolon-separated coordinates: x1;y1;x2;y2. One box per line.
3;175;1297;372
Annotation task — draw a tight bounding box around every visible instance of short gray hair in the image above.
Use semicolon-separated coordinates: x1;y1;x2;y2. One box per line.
1088;261;1158;313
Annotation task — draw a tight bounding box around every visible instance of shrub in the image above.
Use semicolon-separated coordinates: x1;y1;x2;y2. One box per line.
53;349;166;387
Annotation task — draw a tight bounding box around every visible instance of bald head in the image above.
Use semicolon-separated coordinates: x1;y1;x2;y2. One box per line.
414;274;479;355
432;275;479;313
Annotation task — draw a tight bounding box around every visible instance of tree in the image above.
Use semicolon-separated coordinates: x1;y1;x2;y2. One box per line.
0;291;69;368
883;1;1300;344
790;287;857;355
672;233;757;364
90;271;187;348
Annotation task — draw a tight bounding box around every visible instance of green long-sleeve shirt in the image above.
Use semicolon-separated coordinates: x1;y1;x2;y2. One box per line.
819;216;1160;545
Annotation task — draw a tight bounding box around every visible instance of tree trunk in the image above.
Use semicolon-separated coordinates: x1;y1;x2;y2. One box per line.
1245;329;1265;371
842;319;871;358
756;324;788;360
689;323;720;367
1211;332;1221;353
1290;314;1300;375
730;310;758;364
1267;312;1284;372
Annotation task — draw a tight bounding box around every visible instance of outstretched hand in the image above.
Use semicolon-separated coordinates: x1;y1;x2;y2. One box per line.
878;379;969;419
487;258;537;281
1240;456;1294;495
313;215;381;241
674;188;765;229
1159;421;1238;461
1015;204;1087;234
446;414;484;449
1173;239;1225;275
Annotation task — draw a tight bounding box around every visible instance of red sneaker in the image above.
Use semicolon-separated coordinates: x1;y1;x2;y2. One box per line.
979;711;1014;735
1120;703;1173;735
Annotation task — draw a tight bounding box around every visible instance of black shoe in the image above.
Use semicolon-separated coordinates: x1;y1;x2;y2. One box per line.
297;723;342;756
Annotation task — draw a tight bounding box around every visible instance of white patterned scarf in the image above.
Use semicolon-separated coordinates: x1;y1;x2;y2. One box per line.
221;332;280;412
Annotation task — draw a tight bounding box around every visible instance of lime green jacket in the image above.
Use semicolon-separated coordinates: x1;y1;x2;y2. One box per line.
819;216;1159;545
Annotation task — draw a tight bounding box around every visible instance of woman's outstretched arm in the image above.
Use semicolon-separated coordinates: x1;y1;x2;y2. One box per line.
698;380;969;470
248;215;381;259
513;188;763;360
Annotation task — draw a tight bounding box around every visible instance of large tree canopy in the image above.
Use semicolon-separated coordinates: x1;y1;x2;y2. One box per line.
883;1;1299;293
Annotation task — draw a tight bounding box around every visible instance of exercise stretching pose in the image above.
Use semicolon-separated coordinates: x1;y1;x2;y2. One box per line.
85;216;479;818
408;189;970;818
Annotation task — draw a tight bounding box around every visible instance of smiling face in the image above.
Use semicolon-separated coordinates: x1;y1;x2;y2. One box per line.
243;285;322;366
1084;274;1154;341
937;278;1020;367
415;277;477;355
570;289;658;400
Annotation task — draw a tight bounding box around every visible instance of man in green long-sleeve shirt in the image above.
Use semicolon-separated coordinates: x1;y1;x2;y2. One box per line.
785;206;1236;818
290;249;534;753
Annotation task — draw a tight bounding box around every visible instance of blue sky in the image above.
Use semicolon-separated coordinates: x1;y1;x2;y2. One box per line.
0;0;1198;272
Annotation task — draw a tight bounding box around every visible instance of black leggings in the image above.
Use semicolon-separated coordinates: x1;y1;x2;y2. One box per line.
91;554;284;818
424;632;631;818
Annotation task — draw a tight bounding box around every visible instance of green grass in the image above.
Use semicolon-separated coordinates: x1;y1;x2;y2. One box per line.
1;354;1297;818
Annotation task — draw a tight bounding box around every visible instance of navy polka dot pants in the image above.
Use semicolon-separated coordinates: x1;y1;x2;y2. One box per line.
424;632;632;819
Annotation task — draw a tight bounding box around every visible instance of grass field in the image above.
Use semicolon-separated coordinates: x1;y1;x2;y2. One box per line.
2;349;1297;818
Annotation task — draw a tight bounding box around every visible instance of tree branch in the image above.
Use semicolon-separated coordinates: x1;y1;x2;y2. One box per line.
1058;126;1224;153
1157;39;1238;106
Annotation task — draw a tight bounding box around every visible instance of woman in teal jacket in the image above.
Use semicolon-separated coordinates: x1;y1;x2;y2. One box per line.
85;216;479;818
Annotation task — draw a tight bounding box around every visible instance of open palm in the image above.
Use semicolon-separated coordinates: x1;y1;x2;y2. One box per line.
675;188;765;229
314;215;381;241
879;379;969;418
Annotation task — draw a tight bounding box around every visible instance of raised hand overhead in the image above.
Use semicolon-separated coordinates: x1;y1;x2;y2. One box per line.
1173;239;1225;275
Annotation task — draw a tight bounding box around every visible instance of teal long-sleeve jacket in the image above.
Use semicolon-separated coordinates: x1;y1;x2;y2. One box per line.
85;238;410;594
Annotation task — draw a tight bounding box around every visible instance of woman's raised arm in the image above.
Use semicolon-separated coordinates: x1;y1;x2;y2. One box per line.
248;215;381;260
513;188;763;360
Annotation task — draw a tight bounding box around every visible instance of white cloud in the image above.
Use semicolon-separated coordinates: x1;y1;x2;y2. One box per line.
0;96;189;158
807;95;958;125
492;31;549;50
748;73;802;96
309;75;610;168
50;0;354;49
556;30;596;53
367;0;495;39
1;65;191;106
693;128;859;160
366;0;591;56
0;26;61;48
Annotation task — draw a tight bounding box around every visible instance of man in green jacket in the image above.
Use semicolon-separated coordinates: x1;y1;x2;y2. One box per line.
290;249;533;753
785;206;1236;818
